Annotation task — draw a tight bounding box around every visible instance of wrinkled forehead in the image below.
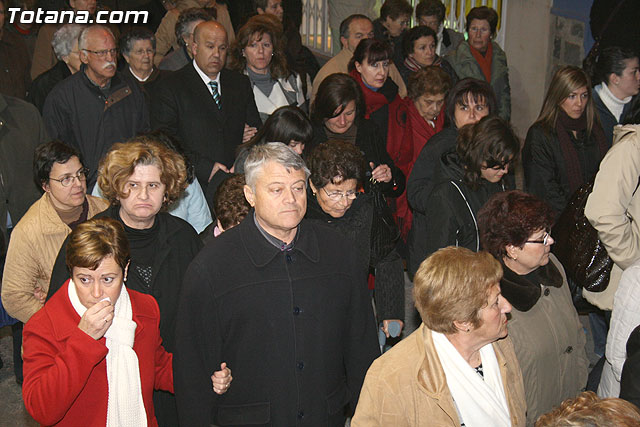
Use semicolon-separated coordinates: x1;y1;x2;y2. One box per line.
86;29;115;49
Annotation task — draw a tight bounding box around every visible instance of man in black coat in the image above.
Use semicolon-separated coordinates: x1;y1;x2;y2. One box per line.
150;21;262;194
174;142;380;426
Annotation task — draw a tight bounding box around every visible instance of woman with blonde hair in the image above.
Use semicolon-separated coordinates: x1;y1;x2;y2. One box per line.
227;14;309;121
45;136;206;426
523;65;609;215
353;246;526;426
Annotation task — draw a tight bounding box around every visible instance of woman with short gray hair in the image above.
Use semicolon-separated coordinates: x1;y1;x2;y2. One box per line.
28;24;85;112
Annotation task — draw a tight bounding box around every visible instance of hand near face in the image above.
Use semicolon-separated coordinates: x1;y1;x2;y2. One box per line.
209;162;230;182
211;362;233;394
370;162;392;183
243;124;258;143
77;300;114;340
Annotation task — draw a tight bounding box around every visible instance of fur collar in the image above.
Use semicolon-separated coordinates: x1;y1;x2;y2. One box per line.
500;260;563;312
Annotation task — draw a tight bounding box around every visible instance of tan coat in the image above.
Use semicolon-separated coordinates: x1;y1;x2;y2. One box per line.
310;48;407;102
352;324;526;427
154;0;235;66
1;193;108;323
584;124;640;310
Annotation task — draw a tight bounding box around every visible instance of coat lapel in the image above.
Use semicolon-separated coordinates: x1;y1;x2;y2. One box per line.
185;63;224;123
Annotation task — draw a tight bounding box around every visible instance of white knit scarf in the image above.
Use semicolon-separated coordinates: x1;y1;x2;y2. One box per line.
431;330;511;427
595;82;632;122
68;280;147;427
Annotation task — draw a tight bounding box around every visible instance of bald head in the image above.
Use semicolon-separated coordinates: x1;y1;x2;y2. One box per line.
192;21;228;79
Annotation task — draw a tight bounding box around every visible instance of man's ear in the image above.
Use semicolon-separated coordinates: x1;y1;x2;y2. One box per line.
243;184;255;207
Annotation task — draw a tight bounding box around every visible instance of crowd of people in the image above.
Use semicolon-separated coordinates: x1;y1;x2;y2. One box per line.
1;0;640;426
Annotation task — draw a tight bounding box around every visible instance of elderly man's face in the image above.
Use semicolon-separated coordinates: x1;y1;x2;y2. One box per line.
124;39;155;77
80;28;117;86
192;21;228;79
244;161;307;242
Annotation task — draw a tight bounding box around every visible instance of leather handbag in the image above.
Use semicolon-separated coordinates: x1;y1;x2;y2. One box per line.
369;180;401;267
552;180;613;292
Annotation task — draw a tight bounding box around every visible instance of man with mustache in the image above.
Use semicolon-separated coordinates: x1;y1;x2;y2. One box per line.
151;21;261;203
42;25;149;190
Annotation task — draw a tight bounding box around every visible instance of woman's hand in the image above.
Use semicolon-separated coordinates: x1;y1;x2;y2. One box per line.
77;300;114;340
242;124;258;143
370;162;393;183
381;319;404;338
34;286;46;305
211;362;233;395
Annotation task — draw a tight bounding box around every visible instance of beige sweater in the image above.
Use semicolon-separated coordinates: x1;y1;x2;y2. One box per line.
1;193;108;323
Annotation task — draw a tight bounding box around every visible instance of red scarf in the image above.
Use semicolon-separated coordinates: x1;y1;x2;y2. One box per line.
349;69;392;119
469;41;493;83
387;97;446;240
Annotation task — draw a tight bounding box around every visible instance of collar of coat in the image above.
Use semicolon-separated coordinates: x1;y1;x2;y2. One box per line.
500;258;563;312
238;209;320;267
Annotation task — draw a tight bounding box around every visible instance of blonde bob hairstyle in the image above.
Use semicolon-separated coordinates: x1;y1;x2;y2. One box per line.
66;217;130;273
535;65;598;136
413;246;503;334
97;136;187;208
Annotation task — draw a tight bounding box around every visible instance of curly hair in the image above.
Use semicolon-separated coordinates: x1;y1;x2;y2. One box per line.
214;174;251;230
379;0;413;21
477;191;555;260
33;140;82;189
175;8;215;47
66;217;130;273
465;6;499;36
414;246;502;334
407;65;451;100
97;136;187;208
227;14;289;79
307;139;366;188
415;0;445;23
402;25;438;59
457;115;520;189
535;391;640;426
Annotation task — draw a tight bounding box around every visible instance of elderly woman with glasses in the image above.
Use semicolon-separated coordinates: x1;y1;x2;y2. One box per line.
305;140;404;340
2;141;108;328
477;190;588;425
353;246;526;426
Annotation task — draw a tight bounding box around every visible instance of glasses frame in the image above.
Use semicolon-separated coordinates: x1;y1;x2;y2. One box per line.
322;187;357;202
49;168;89;187
82;48;118;57
525;231;551;246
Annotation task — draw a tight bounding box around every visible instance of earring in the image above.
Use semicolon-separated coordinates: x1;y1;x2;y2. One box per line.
312;191;316;196
466;328;470;332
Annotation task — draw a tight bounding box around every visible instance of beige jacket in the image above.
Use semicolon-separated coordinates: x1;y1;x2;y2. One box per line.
352;324;526;427
1;193;108;323
154;0;235;66
310;48;407;102
584;124;640;310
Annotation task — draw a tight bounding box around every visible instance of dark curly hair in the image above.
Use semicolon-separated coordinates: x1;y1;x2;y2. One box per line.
379;0;413;21
457;115;520;189
402;25;438;59
214;174;250;230
348;38;393;72
33;140;82;190
415;0;445;24
478;191;555;259
407;65;451;100
307;139;366;189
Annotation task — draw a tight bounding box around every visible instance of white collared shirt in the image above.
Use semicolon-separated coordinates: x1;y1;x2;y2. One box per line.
193;59;221;96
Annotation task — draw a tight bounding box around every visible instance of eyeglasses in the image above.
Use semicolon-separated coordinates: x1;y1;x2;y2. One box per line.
49;168;88;187
83;48;118;57
526;232;551;246
322;187;357;202
131;48;155;56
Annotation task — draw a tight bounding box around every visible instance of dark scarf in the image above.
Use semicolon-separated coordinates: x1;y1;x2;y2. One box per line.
66;198;89;231
500;259;563;312
556;109;609;193
324;122;358;145
118;209;160;285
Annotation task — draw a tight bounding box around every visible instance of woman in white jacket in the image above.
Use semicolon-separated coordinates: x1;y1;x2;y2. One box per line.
227;14;309;122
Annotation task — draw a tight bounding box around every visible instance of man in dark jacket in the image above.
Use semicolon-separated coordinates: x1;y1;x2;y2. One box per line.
175;142;380;426
42;25;149;189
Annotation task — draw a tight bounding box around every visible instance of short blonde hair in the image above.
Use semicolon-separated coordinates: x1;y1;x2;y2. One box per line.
413;247;502;334
98;136;187;207
66;217;130;272
535;391;640;426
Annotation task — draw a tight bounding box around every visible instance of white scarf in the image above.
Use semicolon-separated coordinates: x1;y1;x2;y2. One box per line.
431;331;511;427
68;280;147;427
436;24;444;56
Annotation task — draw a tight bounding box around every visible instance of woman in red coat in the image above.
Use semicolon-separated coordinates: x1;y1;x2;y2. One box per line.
22;217;231;426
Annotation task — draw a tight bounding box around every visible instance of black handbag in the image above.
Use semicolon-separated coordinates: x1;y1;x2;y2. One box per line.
552;180;613;292
369;180;400;267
